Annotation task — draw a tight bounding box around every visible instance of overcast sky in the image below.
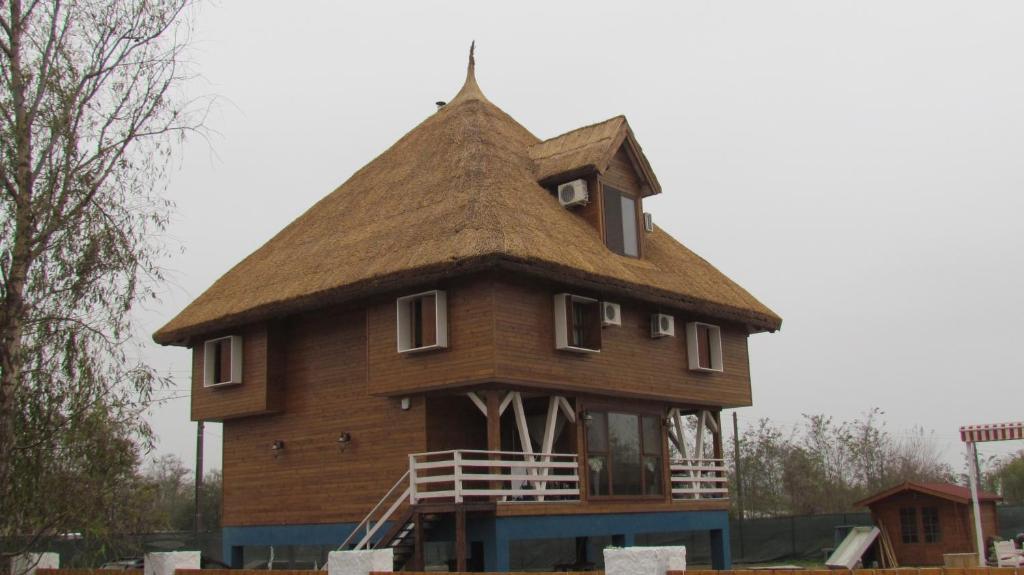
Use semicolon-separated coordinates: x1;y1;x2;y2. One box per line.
138;1;1024;474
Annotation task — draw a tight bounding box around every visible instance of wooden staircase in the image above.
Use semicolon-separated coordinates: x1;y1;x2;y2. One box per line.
374;508;444;571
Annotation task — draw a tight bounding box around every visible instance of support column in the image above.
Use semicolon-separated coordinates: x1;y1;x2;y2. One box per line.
710;528;731;570
455;506;467;571
486;391;502;498
228;546;243;569
413;512;424;571
493;522;510;572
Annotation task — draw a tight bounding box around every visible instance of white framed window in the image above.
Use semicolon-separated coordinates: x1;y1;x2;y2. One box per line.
554;293;601;353
686;322;723;372
203;335;243;387
396;290;448;353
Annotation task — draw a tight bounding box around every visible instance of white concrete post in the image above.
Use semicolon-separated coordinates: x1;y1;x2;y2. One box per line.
328;549;394;575
10;553;59;575
604;546;687;575
143;551;200;575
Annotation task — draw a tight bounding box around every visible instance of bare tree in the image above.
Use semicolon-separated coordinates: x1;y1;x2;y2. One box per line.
0;0;201;556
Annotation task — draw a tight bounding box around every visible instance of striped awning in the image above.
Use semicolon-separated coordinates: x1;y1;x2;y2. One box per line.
960;422;1024;443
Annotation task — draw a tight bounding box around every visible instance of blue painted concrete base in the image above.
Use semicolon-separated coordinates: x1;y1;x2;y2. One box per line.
222;509;730;571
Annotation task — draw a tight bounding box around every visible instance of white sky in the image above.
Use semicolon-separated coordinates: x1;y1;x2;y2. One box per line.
137;1;1024;474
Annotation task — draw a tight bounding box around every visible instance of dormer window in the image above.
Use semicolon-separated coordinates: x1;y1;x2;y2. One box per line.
204;335;243;387
603;186;639;257
396;290;448;353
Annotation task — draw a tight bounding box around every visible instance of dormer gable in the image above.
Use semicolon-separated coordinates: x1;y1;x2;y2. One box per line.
529;116;661;196
530;117;660;258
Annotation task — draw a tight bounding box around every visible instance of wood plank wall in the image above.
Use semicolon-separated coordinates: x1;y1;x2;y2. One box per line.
191;323;282;421
492;277;753;407
220;307;426;526
366;276;496;397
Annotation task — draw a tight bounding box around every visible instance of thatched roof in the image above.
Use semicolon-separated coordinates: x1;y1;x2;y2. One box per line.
154;49;781;346
529;116;661;196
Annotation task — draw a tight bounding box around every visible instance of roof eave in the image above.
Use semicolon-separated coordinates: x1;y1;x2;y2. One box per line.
153;254;782;346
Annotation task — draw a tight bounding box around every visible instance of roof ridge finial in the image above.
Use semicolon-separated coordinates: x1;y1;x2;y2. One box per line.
468;41;475;74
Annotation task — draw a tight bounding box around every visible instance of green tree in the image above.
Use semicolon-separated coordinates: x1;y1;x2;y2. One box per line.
0;0;202;561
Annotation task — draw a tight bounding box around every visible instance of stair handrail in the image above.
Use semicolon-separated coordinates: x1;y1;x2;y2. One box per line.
337;469;410;551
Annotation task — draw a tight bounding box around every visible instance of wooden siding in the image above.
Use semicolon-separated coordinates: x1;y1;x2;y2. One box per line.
867;492;999;566
191;323;283;421
492;278;753;407
221;308;427;526
367;277;496;396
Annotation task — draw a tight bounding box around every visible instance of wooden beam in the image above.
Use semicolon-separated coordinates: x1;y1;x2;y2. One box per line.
455;506;467;572
511;392;533;457
695;411;706;464
556;396;576;422
537;396;560;501
413;511;424;571
705;409;720;434
486;390;502;498
673;408;688;459
466;391;487;416
498;391;514;416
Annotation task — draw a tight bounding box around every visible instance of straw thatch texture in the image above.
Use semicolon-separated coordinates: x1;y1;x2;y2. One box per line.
154;64;780;345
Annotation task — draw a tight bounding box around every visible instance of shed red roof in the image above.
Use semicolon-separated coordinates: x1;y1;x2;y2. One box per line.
856;481;1002;507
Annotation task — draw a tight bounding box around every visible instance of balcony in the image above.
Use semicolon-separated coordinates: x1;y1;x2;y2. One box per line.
670;457;728;500
409;449;581;503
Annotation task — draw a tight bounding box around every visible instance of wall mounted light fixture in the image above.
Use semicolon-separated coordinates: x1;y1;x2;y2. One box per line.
337;432;352;452
581;411;594;425
270;440;285;458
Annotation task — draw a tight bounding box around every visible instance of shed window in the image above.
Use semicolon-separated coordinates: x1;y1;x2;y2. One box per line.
603;186;639;257
899;507;919;544
922;506;941;543
686;322;724;372
586;411;663;497
396;290;448;353
554;293;601;353
203;335;243;387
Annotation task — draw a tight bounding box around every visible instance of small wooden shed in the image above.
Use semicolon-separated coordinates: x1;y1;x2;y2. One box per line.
856;482;1002;566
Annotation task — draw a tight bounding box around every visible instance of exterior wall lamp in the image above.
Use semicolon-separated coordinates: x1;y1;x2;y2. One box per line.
337;432;353;451
581;411;594;425
270;440;285;458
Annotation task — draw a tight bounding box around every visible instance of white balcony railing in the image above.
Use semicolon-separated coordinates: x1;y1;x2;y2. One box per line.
670;458;728;500
409;449;580;503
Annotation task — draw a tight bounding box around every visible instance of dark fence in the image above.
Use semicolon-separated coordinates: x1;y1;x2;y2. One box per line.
10;505;1024;569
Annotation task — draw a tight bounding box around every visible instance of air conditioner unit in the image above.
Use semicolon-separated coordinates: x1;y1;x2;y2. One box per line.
651;313;675;338
557;179;588;207
643;212;654;232
601;302;621;327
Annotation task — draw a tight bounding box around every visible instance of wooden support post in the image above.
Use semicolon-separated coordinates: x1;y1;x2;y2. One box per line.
486;390;502;498
455;505;467;572
413;511;424;572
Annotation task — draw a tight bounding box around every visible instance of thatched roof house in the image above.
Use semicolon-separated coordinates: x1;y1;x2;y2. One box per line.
154;48;779;346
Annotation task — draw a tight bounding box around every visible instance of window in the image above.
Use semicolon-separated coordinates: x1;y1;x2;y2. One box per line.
586;411;663;496
603;186;639;257
203;335;243;387
922;506;941;543
396;290;448;353
685;322;724;372
899;507;919;544
554;293;601;352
